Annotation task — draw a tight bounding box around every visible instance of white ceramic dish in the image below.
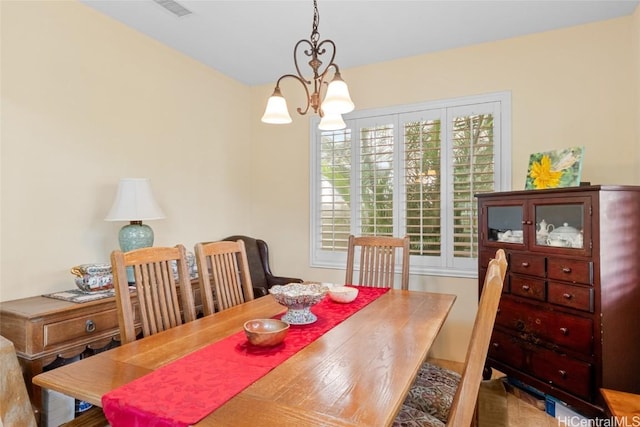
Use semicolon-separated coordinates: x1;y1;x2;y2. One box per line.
328;286;359;303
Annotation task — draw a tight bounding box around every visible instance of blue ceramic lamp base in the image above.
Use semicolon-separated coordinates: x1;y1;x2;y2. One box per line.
119;221;155;283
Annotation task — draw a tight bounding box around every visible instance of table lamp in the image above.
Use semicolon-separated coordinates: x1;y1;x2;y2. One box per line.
105;178;165;282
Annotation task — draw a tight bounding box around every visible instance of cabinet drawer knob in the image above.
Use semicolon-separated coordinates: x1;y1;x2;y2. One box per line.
563;293;572;300
522;285;530;291
562;267;572;273
85;319;96;333
559;327;569;335
521;262;530;268
558;369;567;378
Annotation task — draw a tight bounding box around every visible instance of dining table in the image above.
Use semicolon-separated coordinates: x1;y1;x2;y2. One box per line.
33;287;456;427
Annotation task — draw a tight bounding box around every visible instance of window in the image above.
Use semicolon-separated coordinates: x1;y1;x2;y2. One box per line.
310;92;511;277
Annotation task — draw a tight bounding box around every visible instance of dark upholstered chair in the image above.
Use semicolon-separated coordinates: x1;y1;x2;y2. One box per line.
222;235;302;297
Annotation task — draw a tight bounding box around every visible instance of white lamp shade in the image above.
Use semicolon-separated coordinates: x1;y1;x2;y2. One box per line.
321;78;354;115
261;93;292;124
105;178;165;221
318;112;346;131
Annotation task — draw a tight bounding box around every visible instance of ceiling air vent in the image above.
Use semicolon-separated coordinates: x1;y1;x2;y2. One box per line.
153;0;192;17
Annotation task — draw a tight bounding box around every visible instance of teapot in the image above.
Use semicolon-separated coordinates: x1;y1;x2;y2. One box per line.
536;219;555;239
547;223;582;248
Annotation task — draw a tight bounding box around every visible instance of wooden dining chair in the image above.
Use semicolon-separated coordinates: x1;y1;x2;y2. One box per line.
394;249;507;427
111;244;197;344
194;240;254;315
345;235;410;290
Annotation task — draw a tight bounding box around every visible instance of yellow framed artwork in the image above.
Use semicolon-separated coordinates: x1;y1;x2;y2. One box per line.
525;146;584;190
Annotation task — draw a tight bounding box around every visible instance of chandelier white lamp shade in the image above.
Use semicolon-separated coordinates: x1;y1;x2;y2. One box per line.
320;72;354;115
261;87;293;124
318;112;346;131
261;0;354;130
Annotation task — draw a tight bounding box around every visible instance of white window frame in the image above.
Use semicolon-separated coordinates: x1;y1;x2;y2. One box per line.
310;91;511;278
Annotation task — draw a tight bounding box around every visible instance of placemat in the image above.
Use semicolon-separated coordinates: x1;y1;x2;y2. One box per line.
43;289;116;303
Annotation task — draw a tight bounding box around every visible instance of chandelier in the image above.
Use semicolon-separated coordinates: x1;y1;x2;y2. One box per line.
261;0;354;131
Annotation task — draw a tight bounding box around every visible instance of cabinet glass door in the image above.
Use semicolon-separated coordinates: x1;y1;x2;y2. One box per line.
532;197;590;254
486;204;524;244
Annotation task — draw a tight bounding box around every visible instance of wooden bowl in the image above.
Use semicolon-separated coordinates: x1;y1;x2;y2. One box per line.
243;319;290;347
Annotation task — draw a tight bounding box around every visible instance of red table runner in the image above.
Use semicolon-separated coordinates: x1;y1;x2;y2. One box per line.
102;286;389;427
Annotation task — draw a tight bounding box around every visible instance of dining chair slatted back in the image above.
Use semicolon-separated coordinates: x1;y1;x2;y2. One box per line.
345;235;410;290
446;250;506;426
111;244;197;344
195;240;254;315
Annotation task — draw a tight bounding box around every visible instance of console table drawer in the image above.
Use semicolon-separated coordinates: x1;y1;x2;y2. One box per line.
43;307;120;349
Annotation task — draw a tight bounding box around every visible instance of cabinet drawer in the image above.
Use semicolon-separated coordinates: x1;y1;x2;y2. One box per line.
547;258;593;285
548;282;594;312
509;253;545;277
489;329;525;370
530;348;593;400
510;275;546;301
479;250;498;268
496;298;593;354
44;307;121;349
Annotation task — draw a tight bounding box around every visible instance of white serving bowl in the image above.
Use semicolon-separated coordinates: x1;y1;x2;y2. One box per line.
328;286;359;303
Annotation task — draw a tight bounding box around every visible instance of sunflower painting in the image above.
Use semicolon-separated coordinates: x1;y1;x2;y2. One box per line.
525;146;584;190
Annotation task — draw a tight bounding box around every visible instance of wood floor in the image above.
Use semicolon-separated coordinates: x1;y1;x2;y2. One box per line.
430;358;561;426
506;388;561;427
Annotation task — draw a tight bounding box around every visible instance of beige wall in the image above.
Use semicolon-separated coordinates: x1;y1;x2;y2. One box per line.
1;1;253;301
250;15;639;360
2;1;639;362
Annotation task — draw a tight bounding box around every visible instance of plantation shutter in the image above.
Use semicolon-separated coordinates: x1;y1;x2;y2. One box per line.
358;121;395;237
402;112;443;257
448;103;498;262
310;92;510;276
319;128;352;251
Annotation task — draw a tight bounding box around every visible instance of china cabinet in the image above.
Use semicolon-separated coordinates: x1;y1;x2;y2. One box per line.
477;185;640;417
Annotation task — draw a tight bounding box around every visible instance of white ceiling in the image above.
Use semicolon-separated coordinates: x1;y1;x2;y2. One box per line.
81;0;639;86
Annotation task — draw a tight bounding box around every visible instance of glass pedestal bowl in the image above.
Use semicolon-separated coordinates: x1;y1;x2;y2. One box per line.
269;283;329;325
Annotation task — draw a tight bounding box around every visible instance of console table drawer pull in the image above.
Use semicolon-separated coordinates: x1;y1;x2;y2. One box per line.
560;327;569;335
522;285;530;291
85;319;96;333
558;369;567;378
562;267;572;273
563;293;572;300
521;262;530;268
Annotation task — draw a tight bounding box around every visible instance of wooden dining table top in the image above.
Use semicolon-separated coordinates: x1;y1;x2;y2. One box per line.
33;288;456;427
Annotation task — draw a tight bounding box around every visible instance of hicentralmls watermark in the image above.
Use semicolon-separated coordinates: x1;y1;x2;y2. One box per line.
559;416;640;427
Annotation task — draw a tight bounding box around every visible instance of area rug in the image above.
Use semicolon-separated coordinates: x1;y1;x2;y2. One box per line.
478;378;509;427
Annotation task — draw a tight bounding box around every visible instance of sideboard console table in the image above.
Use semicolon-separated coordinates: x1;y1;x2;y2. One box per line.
0;284;202;425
